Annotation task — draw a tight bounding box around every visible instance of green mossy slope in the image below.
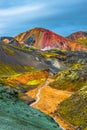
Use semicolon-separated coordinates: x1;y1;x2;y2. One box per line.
50;61;87;91
0;84;62;130
57;85;87;130
50;50;87;91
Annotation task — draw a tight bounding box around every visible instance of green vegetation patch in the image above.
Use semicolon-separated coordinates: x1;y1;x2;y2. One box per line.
41;52;59;58
11;44;38;53
76;39;87;47
2;45;14;55
57;85;87;130
0;84;62;130
0;61;36;77
27;78;46;85
0;62;18;77
50;61;87;91
40;49;66;60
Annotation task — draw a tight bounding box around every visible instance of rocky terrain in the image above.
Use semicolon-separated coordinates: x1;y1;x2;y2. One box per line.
50;51;87;91
0;28;87;130
0;41;65;129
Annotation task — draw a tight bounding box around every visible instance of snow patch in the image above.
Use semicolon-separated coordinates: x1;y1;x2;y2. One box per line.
41;46;51;51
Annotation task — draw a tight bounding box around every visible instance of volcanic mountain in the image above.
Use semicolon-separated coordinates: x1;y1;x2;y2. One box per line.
67;31;87;40
67;31;87;47
0;36;14;43
0;33;87;129
15;28;87;51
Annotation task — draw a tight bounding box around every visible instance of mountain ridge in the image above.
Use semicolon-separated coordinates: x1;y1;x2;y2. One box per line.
0;28;87;51
67;31;87;40
15;27;87;51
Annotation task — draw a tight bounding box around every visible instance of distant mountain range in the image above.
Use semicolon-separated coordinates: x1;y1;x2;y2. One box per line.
0;28;87;51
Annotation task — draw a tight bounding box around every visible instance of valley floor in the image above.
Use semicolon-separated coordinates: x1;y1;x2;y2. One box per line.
26;78;75;130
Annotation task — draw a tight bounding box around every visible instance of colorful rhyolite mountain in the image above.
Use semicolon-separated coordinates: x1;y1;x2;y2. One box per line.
0;37;13;43
15;28;87;51
67;31;87;47
67;31;87;40
0;32;87;129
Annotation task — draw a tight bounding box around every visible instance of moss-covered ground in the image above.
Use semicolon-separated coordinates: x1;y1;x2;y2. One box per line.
57;85;87;130
50;50;87;91
0;84;62;130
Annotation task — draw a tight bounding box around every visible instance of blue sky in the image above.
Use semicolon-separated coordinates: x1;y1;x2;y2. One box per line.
0;0;87;36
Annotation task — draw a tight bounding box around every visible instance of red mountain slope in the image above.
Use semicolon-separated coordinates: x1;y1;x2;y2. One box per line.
15;28;87;51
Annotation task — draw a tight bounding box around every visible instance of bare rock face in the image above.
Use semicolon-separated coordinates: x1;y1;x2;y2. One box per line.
0;84;62;130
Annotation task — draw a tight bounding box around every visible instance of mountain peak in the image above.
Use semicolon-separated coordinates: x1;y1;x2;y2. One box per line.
15;27;87;51
67;31;87;40
0;28;87;51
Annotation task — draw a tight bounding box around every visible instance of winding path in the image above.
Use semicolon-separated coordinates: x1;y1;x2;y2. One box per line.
30;77;64;130
30;77;50;106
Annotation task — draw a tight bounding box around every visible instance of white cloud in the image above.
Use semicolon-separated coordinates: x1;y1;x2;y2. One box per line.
0;3;45;35
0;4;44;16
0;0;86;36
